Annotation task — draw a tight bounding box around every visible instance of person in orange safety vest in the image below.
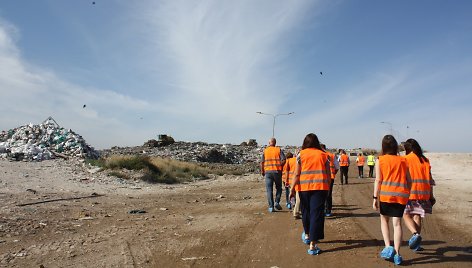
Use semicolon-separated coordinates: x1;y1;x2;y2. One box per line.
356;153;365;178
338;150;350;184
261;138;286;213
290;133;331;255
321;144;339;217
402;138;436;252
282;152;294;210
372;135;412;265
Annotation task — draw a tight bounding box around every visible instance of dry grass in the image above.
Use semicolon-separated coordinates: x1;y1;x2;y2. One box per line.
89;155;210;184
150;157;210;180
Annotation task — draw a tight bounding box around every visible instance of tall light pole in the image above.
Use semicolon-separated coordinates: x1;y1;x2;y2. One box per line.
380;121;393;135
257;112;294;138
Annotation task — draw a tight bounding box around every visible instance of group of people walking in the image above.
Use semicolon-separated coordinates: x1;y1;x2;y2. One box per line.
260;134;435;265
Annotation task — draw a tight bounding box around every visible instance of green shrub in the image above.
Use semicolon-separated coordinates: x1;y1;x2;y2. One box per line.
85;158;106;168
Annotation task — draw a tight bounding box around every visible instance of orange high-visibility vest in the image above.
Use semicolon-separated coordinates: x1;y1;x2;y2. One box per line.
286;157;296;185
295;148;330;192
327;152;336;180
404;153;431;200
263;146;283;172
282;162;288;179
340;154;349;166
379;155;410;205
357;156;365;166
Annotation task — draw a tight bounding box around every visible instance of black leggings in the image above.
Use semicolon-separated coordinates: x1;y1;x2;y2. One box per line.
358;166;364;178
325;180;334;213
340;166;349;184
368;165;374;178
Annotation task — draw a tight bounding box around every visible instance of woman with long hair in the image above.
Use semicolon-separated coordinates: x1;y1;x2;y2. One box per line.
290;133;331;255
403;138;436;252
373;135;411;265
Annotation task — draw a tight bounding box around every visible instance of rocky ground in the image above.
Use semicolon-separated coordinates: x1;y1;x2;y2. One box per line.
0;154;471;267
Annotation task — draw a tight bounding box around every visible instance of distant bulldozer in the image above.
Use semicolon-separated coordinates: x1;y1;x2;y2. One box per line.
240;139;258;147
144;134;175;148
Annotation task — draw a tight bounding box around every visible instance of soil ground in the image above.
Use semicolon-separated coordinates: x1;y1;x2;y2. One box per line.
0;154;471;267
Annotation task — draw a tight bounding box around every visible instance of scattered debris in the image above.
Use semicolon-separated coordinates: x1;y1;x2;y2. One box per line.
159;207;168;211
17;193;104;207
26;189;37;194
128;209;147;214
181;256;208;261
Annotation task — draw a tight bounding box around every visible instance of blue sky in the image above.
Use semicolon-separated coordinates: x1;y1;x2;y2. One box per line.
1;1;471;152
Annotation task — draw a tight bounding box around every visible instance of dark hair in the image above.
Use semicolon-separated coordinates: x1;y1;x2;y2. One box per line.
302;133;323;150
404;138;427;163
286;152;294;158
381;135;398;155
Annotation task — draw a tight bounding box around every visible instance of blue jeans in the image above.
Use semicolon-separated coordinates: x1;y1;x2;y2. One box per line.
265;172;282;208
299;190;329;242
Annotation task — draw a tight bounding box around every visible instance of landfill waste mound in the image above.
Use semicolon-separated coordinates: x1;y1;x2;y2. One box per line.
0;117;99;161
101;141;262;165
100;142;303;174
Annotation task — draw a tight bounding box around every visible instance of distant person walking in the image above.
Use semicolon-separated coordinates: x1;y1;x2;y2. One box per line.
356;153;365;178
402;138;436;252
290;133;331;255
339;150;350;184
322;144;339;217
373;135;411;265
367;153;375;178
261;138;286;213
284;152;302;218
283;152;294;210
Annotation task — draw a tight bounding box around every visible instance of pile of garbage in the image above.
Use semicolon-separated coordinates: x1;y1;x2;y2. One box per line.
101;141;263;165
0;117;99;161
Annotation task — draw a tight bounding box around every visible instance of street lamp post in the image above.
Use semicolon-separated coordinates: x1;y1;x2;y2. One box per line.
257;112;294;138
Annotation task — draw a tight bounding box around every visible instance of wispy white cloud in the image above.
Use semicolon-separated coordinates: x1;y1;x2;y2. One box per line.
2;1;471;152
0;21;159;148
138;0;317;126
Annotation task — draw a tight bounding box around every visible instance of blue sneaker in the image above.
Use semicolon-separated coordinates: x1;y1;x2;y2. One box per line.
286;202;292;209
409;234;422;249
307;246;321;255
301;232;310;245
380;246;395;260
268;207;274;213
325;211;332;217
393;254;402;265
275;203;283;210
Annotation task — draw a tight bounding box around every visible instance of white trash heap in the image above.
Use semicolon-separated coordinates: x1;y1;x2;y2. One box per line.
0;117;99;161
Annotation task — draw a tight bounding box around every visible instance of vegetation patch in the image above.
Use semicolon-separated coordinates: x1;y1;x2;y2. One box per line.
87;155;211;184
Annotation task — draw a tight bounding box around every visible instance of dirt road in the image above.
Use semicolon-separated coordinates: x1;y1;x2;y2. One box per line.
1;160;471;267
